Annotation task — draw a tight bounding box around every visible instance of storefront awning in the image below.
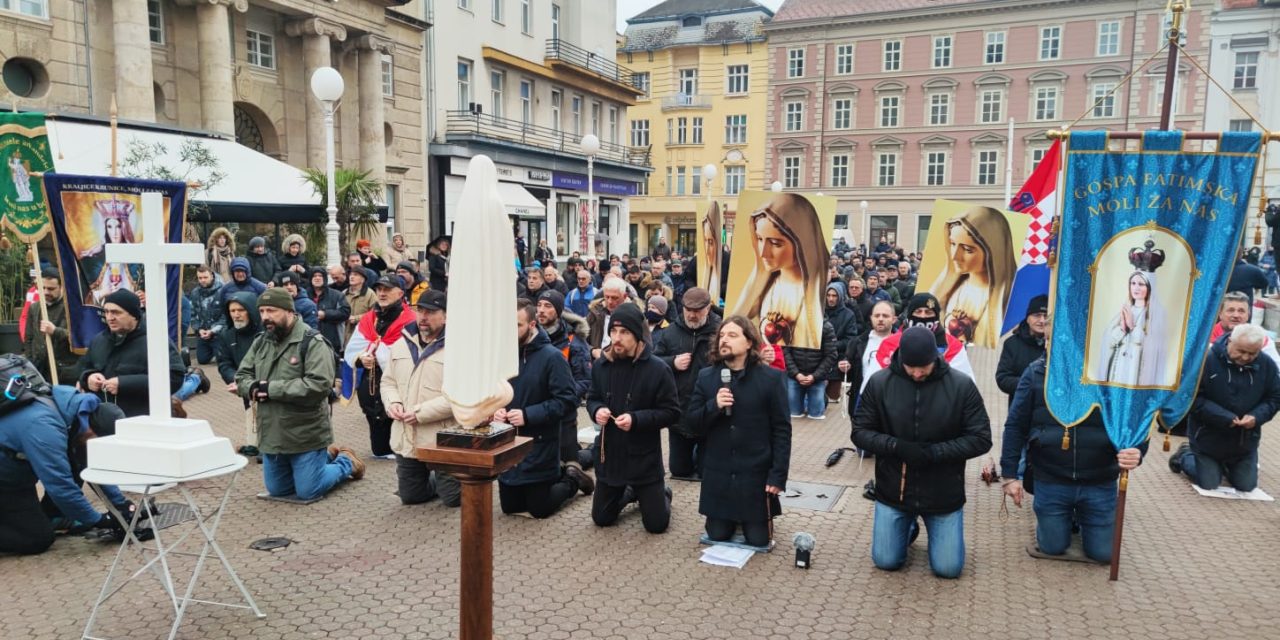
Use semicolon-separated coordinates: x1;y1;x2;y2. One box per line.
496;181;546;219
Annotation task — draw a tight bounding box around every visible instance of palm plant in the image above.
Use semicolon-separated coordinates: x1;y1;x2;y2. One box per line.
301;168;383;256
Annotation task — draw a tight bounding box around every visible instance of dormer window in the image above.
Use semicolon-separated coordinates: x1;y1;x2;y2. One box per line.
681;16;702;28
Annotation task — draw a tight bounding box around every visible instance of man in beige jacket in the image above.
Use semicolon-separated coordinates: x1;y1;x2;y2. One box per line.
380;289;461;507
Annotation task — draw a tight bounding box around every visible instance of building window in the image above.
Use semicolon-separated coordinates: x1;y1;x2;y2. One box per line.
490;70;505;118
1;0;47;18
690;116;703;144
929;93;950;126
608;106;618;142
666;118;674;144
726;64;749;94
835;44;854;75
830;154;849;187
246;30;276;70
1234;51;1259;89
926;151;947;186
491;0;503;22
1031;146;1049;168
676;116;688;144
1090;82;1116;118
571;95;582;135
1040;26;1061;61
520;0;531;34
147;0;163;44
877;153;897;187
381;55;395;97
591;102;601;135
692;166;701;196
785;101;804;132
783;156;801;188
634;71;650;98
676;166;687;195
458;59;473;110
550;89;562;131
636;180;648;196
985;32;1005;64
1229;119;1253;132
630;119;649;147
665;167;672;195
551;3;561;40
725;114;747;144
521;80;534;126
879;95;899;127
679;68;698;95
1033;86;1058;121
788;48;805;78
977;150;999;185
682;16;702;27
1097;21;1121;56
724;165;745;195
831;98;852;129
980;89;1003;124
933;35;952;69
883;40;901;72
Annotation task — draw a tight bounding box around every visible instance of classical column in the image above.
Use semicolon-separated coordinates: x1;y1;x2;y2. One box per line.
111;0;156;121
286;18;348;168
180;0;248;135
355;35;394;180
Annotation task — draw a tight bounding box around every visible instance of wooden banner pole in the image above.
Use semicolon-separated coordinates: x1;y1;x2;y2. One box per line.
28;242;58;386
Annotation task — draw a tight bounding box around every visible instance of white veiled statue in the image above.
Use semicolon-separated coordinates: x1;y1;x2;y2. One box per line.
442;155;517;426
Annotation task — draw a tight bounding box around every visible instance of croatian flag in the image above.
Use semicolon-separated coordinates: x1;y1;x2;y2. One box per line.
1001;140;1062;335
341;305;415;403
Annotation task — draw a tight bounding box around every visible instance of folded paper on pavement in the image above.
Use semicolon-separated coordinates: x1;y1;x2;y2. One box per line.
1191;485;1273;501
700;544;754;569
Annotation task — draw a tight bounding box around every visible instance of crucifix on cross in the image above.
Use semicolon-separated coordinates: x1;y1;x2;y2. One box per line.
104;191;205;419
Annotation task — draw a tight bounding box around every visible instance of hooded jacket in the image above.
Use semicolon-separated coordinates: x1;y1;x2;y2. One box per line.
384;233;410;268
306;267;351;347
206;227;236;282
1190;335;1280;461
545;312;593;403
245;237;283;285
585;343;682;486
395;261;430;305
0;389;103;535
76;321;185;418
22;293;78;385
500;328;578;486
278;233;308;273
276;273;320;330
995;321;1045;404
823;282;859;381
852;351;992;514
215;291;263;384
219;257;267;303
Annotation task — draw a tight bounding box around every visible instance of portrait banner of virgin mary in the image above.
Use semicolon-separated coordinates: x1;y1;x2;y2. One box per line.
1046;130;1263;451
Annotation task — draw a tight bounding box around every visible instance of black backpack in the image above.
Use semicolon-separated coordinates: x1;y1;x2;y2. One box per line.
298;328;341;404
0;354;54;418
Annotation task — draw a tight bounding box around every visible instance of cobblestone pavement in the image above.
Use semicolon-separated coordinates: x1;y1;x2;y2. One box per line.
4;347;1279;639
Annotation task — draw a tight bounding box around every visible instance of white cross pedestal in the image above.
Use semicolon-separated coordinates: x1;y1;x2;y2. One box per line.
88;191;237;478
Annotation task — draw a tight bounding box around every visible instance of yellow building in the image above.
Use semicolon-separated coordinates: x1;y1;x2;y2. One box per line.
619;0;773;257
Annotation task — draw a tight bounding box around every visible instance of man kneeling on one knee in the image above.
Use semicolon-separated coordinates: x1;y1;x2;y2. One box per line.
1171;323;1280;493
237;288;364;500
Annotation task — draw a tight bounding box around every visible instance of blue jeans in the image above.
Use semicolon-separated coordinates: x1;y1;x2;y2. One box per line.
262;448;353;500
786;379;827;417
871;501;965;578
174;373;201;401
1031;480;1116;563
1182;447;1258;492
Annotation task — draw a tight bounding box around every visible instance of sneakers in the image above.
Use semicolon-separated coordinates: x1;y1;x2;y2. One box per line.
237;445;260;457
334;446;365;480
565;464;595;496
1169;443;1190;474
790;414;805;420
809;413;827;420
192;367;211;394
170;397;187;419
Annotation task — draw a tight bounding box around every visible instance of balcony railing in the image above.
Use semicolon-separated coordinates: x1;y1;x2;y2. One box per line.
445;110;651;168
545;39;642;90
661;94;712;110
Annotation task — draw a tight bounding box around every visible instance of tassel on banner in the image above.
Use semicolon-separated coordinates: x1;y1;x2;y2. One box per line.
1163;431;1171;452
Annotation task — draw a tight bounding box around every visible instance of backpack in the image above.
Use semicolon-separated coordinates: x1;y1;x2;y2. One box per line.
0;354;54;418
298;328;341;404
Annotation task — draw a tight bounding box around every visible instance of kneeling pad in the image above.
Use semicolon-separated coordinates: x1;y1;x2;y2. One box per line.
699;533;774;553
256;492;324;505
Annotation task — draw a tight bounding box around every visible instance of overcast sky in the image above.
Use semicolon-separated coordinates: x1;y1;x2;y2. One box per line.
616;0;786;33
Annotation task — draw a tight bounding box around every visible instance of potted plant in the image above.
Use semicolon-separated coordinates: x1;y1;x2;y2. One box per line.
0;230;32;354
302;168;383;257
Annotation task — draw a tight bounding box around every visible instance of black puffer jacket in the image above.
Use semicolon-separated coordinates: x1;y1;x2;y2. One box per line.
995;322;1045;404
245;248;282;285
76;322;185;418
1190;335;1280;460
586;345;681;486
188;279;226;334
783;320;838;380
852;352;992;514
1001;358;1147;486
215;291;263;384
653;311;722;405
500;328;578;486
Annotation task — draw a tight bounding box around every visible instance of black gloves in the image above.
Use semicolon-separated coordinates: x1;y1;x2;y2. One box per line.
894;440;931;465
249;380;269;401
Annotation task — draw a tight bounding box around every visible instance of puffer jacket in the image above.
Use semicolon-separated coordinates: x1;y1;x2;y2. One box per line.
500;328;578;486
278;233;308;273
852;351;992;514
219;257;267;303
189;278;226;333
306;267;351;347
1190;335;1280;460
206;227;236;282
653;309;722;405
783;319;839;380
545;312;592;402
215;291;263;384
236;319;335;455
995;321;1045;404
245;237;283;285
380;325;457;458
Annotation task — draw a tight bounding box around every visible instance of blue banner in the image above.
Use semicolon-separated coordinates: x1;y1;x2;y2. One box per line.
1045;131;1263;449
44;174;187;349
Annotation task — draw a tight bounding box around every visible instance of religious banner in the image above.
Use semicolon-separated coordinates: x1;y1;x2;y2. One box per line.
44;174;188;349
725;190;835;350
1046;130;1264;450
915;199;1031;348
695;199;724;306
0;112;55;241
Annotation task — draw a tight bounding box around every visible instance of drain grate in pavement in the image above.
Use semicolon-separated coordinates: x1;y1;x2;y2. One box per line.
778;481;846;512
147;503;194;531
249;537;294;552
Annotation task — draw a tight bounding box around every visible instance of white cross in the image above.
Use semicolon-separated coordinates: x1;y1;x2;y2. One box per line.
105;191;205;419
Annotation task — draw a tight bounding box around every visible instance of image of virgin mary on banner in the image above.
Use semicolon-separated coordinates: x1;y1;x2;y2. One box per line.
44;173;188;349
1046;130;1263;450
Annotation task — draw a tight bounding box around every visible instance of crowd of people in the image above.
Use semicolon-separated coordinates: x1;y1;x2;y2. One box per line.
1;228;1272;586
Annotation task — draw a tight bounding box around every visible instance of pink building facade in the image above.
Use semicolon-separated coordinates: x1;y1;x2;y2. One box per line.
764;0;1210;252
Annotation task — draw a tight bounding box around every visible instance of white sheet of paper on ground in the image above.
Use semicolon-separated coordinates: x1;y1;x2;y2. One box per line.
1191;484;1274;501
88;416;236;478
700;544;754;569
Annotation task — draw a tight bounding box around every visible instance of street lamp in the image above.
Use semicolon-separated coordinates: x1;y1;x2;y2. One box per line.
310;67;345;267
580;134;600;257
702;163;717;201
860;200;869;248
771;181;783;193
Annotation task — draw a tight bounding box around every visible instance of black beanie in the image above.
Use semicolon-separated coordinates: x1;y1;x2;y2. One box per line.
103;289;142;320
538;289;565;317
905;293;941;318
898;326;938;367
1026;294;1049;317
609;304;647;343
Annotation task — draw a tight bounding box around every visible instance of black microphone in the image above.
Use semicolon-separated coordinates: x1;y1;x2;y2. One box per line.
793;532;815;569
720;368;732;416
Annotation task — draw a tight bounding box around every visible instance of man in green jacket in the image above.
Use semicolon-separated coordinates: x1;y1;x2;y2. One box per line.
237;288;364;500
22;269;78;385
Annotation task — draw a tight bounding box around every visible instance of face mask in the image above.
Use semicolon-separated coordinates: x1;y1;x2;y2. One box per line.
906;316;940;333
645;310;664;323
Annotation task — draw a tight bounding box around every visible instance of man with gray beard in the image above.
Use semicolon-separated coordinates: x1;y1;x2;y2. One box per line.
216;291;264;455
655;288;721;480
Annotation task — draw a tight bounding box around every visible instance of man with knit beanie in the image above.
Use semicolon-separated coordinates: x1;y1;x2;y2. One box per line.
237;288;364;500
534;289;593;471
77;289;185;418
996;295;1048;406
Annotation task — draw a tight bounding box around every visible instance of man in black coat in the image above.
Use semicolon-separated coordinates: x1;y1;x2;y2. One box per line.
824;282;859;402
216;291;264;455
428;236;450;292
245;236;282;286
995;295;1047;406
1227;251;1269;309
77;290;184;418
306;267;352;348
783;319;838;419
653;287;721;480
534;290;594;469
853;326;991;579
496;299;590;519
586;304;681;534
686;315;790;548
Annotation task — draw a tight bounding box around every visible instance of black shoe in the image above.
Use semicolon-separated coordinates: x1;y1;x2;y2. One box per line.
566;465;595;496
1169;443;1190;474
862;479;876;501
576;448;594;470
622;485;637;505
238;445;259;457
194;367;210;394
908;519;920;545
664;485;673;503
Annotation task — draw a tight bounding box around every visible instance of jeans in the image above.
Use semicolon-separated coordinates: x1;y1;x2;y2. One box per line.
262;448;353;501
1031;480;1116;563
195;337;217;364
871;501;965;578
786;379;827;417
1182;447;1259;492
174;373;202;401
394;455;461;507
